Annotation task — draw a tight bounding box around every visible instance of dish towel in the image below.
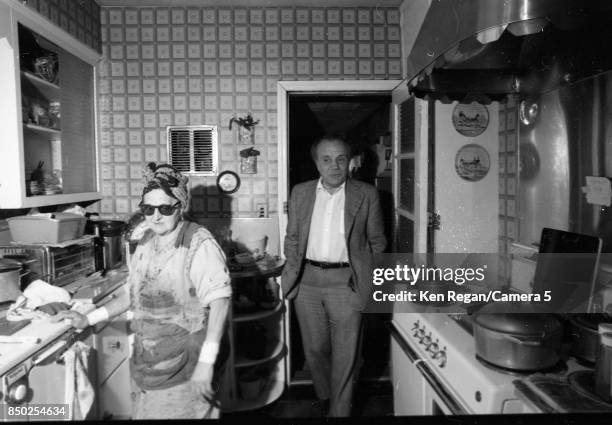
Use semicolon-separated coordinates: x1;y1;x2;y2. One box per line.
7;280;71;321
62;341;95;420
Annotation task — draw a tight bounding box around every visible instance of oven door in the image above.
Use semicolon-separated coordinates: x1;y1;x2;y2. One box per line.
4;330;97;420
389;321;468;416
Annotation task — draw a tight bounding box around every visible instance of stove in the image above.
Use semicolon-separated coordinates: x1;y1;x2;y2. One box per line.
393;313;528;414
390;313;597;415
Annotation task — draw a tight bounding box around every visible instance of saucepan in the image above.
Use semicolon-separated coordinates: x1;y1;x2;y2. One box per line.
472;302;563;371
0;258;30;303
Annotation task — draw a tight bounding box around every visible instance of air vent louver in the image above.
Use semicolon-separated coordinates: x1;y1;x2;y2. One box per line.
167;125;218;175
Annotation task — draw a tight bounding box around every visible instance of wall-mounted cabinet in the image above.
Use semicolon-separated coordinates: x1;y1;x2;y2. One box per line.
0;0;101;208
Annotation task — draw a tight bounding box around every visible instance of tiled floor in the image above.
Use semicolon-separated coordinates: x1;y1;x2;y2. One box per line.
224;380;393;419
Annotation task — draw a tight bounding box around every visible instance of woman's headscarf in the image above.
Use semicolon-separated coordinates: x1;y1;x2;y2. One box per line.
142;162;189;210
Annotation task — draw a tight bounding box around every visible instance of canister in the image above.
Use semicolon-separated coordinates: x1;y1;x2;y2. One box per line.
594;323;612;402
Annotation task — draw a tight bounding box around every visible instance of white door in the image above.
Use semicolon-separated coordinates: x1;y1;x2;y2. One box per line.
392;84;429;254
432;101;499;254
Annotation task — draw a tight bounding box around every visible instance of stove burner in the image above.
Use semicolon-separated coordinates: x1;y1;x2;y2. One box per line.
568;370;612;405
475;355;568;376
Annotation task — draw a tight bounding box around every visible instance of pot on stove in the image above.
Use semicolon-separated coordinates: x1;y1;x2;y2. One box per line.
568;314;612;365
473;303;563;371
0;258;28;303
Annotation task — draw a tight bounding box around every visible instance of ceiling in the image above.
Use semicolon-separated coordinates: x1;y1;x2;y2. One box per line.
96;0;401;7
306;98;389;134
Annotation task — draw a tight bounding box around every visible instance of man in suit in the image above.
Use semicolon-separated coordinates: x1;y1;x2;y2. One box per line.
281;135;386;417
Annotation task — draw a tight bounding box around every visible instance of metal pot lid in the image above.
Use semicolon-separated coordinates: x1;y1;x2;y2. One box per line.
0;258;22;272
571;313;612;329
473;302;562;336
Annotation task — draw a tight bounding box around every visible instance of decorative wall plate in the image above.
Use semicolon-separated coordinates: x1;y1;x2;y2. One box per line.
216;170;241;194
455;144;490;182
452;103;489;137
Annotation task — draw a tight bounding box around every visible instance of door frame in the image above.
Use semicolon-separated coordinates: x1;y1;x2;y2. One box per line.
277;80;403;246
277;79;402;385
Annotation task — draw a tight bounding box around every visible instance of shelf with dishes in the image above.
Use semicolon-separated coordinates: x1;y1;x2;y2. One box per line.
0;3;100;208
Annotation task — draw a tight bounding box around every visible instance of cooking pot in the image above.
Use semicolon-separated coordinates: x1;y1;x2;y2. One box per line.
0;258;28;303
568;314;612;364
473;303;563;371
88;220;126;270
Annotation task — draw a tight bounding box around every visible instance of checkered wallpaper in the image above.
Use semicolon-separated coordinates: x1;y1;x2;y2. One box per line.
94;6;402;219
20;0;101;52
497;97;519;286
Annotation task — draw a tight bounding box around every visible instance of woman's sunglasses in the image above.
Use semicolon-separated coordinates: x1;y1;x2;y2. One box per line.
139;202;180;216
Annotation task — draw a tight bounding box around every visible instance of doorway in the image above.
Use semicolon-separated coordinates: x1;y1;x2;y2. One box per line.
277;80;402;385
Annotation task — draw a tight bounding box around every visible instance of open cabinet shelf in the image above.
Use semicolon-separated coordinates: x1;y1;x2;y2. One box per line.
222;263;287;413
0;0;101;208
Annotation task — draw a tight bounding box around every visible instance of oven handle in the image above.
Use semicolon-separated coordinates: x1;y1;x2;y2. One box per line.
32;339;69;365
32;328;90;365
387;321;467;415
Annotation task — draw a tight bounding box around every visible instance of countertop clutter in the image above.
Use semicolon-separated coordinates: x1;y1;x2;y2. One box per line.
0;268;127;376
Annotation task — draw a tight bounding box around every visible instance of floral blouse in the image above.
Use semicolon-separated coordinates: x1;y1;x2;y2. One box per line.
127;221;231;390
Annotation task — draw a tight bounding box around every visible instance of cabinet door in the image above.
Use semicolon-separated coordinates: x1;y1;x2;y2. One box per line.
390;336;425;416
94;311;129;385
98;358;131;420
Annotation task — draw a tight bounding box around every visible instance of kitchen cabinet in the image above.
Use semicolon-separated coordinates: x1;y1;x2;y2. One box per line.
0;0;101;208
222;258;287;412
93;284;131;420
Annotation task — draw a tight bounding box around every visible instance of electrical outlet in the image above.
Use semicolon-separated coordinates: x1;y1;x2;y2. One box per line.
256;203;268;218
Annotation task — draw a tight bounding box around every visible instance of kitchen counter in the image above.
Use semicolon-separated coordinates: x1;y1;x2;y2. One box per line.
0;268;128;375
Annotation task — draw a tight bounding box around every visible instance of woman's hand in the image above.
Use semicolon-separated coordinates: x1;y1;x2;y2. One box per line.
191;361;216;401
51;310;89;329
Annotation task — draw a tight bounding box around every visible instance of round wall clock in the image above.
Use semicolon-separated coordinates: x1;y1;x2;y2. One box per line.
217;170;241;194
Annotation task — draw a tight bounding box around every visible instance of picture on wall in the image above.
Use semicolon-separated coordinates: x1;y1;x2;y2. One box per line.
452;102;489;137
455;144;490;182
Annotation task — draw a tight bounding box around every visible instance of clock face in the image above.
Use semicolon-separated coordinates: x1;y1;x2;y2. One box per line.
217;171;240;194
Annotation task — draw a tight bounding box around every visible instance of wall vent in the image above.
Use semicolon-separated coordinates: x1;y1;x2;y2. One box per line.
166;125;218;176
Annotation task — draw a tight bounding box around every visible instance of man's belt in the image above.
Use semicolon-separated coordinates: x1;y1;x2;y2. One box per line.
305;259;350;269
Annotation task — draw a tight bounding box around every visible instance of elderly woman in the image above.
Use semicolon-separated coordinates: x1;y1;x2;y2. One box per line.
56;163;231;419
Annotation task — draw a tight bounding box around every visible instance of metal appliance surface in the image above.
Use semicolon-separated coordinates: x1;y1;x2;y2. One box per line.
517;74;612;256
406;0;612;102
0;239;95;288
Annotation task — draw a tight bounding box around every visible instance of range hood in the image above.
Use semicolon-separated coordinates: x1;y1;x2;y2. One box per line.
407;0;612;103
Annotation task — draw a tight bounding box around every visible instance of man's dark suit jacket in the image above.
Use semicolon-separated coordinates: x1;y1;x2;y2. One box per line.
281;178;387;311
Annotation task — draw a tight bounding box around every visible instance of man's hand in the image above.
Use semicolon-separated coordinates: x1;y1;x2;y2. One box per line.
51;310;89;329
191;361;216;401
